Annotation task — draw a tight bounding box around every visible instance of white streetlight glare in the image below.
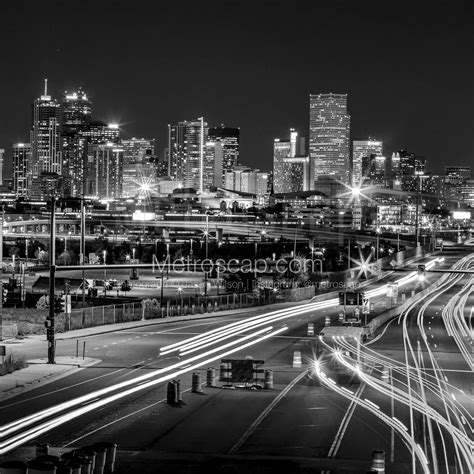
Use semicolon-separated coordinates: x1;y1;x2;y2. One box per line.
351;186;361;197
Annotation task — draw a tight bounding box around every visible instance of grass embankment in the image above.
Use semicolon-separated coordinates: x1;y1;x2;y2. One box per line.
3;308;67;336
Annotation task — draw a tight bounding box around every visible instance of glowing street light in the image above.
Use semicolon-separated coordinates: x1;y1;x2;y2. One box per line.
351;186;361;198
103;250;107;297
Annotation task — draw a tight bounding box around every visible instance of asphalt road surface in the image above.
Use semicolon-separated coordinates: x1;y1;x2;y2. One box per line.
0;250;471;473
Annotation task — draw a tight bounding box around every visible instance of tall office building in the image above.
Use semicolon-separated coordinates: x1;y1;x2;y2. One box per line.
121;137;156;197
30;80;62;186
393;150;427;191
273;129;311;193
205;141;223;189
352;139;383;185
208;126;240;185
12;143;31;197
61;88;92;197
81;121;120;145
0;149;4;185
445;166;471;181
273;137;291;193
168;118;209;192
256;172;269;196
362;154;387;187
224;166;264;194
309;94;351;185
85;143;124;199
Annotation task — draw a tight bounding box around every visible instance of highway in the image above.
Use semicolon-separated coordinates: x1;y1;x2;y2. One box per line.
315;252;473;473
0;251;471;473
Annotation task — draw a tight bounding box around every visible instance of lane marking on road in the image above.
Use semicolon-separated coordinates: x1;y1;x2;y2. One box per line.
62;389;193;447
327;382;366;458
228;370;307;455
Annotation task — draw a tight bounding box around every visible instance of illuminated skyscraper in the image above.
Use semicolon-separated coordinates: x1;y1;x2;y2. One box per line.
362;154;387;187
168;118;208;192
121;137;156;197
0;149;4;185
273;138;291;193
30;80;62;182
352;139;383;185
12;143;31;197
61;88;92;196
309;93;350;184
205;141;223;189
393;150;427;191
273;129;311;193
445;166;471;181
81;121;119;145
208;126;239;186
85;143;123;199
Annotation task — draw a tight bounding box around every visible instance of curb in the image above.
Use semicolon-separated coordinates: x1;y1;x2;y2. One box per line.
0;358;102;402
54;301;304;341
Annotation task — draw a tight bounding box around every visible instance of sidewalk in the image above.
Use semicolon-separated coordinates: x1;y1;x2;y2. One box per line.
0;356;100;402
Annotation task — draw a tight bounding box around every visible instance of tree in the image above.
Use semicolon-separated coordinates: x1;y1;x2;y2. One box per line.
120;280;132;292
9;246;20;258
36;295;50;310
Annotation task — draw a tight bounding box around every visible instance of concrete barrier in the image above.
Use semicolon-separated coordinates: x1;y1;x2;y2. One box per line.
367;270;448;335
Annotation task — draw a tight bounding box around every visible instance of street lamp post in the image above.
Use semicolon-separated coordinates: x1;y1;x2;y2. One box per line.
376;226;381;261
204;212;209;302
103;250;107;297
177;286;183;312
293;219;303;257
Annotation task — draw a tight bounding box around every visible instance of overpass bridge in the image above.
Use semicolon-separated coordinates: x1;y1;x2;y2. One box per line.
2;214;414;247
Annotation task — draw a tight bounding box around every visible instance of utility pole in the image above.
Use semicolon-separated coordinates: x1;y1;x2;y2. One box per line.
0;206;3;341
414;172;424;247
204;212;209;302
47;197;56;364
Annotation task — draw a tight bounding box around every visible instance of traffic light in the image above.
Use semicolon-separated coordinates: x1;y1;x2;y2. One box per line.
417;264;426;282
53;295;66;314
2;284;8;304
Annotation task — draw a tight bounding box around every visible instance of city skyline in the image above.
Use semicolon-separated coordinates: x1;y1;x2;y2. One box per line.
0;0;472;178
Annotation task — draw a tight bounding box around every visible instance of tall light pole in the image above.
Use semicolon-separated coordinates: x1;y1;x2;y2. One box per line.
0;206;3;341
293;219;303;257
414;171;426;247
376;226;381;260
204;211;209;302
47;197;57;364
25;238;29;268
103;250;107;297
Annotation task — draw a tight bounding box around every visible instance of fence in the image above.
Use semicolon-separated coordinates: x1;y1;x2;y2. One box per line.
66;291;280;331
280;285;316;302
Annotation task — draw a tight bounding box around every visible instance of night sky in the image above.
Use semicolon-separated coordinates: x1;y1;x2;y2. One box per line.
0;0;472;176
